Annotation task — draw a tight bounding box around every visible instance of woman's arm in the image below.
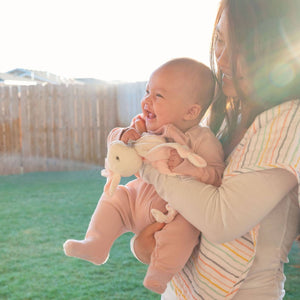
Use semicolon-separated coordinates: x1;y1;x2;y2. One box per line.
140;165;297;243
171;157;224;186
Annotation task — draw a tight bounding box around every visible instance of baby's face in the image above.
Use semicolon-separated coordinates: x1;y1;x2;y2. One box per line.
141;66;194;132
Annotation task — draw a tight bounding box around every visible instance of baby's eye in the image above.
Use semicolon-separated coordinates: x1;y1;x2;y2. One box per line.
156;93;164;99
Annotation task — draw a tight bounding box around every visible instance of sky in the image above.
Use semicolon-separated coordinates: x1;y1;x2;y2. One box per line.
1;0;220;82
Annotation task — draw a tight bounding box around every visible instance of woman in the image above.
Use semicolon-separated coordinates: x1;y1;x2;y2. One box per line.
133;0;300;299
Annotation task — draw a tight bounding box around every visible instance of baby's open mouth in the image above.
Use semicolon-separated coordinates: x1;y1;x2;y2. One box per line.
144;109;156;120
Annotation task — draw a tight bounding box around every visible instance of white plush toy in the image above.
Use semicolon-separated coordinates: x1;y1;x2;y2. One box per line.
101;133;207;223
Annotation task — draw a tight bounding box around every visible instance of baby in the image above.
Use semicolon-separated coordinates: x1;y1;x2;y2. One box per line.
64;58;225;294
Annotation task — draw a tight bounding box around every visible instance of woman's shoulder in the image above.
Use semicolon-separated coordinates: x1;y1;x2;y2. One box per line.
260;99;299;118
253;99;300;129
226;99;300;176
272;99;300;114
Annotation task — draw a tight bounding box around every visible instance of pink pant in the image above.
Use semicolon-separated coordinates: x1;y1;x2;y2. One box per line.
70;178;199;294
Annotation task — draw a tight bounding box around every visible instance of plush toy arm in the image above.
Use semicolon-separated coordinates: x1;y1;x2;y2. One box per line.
147;142;207;168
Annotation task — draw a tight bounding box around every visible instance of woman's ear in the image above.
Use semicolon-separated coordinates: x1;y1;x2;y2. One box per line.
184;104;201;121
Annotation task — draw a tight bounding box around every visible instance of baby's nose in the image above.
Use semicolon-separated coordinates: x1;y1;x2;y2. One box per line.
144;94;152;103
144;96;153;106
143;102;149;110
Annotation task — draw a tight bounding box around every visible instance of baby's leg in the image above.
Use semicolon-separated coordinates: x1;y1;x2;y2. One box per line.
144;214;200;294
64;186;130;265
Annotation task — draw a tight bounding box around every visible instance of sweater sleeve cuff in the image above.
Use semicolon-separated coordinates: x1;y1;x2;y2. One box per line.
130;235;146;264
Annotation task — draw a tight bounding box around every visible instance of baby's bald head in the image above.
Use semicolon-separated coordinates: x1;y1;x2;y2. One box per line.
157;58;215;119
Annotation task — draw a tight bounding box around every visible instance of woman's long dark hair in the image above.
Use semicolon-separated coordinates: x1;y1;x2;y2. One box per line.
208;0;300;145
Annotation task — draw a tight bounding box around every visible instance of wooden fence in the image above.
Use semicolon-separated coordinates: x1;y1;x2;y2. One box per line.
0;82;146;175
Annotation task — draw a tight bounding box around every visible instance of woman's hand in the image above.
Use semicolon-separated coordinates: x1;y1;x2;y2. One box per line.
133;222;165;264
168;149;184;171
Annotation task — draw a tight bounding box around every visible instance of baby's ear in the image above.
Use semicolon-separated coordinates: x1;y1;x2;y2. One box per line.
184;104;201;121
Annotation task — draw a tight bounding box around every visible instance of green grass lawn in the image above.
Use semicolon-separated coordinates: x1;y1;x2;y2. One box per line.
0;170;299;300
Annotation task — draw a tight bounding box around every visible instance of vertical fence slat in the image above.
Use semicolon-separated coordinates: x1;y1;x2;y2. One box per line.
9;86;21;173
21;86;34;173
3;87;11;154
0;88;4;153
60;85;68;167
52;86;59;165
30;86;38;172
40;85;47;172
73;86;80;161
46;84;54;170
0;87;5;174
90;86;99;165
0;86;22;174
84;86;91;165
67;85;75;166
21;86;29;173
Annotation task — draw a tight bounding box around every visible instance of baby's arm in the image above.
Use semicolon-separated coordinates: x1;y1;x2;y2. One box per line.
170;128;224;186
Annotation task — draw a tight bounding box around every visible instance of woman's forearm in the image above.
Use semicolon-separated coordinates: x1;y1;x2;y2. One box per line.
140;165;297;243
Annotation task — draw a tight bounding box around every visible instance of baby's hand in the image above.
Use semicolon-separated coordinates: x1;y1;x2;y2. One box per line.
131;114;147;134
168;149;184;171
120;128;141;144
120;114;146;144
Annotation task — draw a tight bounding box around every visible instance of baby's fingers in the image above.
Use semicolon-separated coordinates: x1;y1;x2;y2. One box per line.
121;128;141;143
134;117;146;134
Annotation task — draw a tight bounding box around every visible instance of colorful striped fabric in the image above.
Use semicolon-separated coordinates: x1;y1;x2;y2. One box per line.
170;99;300;299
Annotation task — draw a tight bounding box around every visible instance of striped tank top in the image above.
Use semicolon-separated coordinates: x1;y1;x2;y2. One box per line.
170;99;300;299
